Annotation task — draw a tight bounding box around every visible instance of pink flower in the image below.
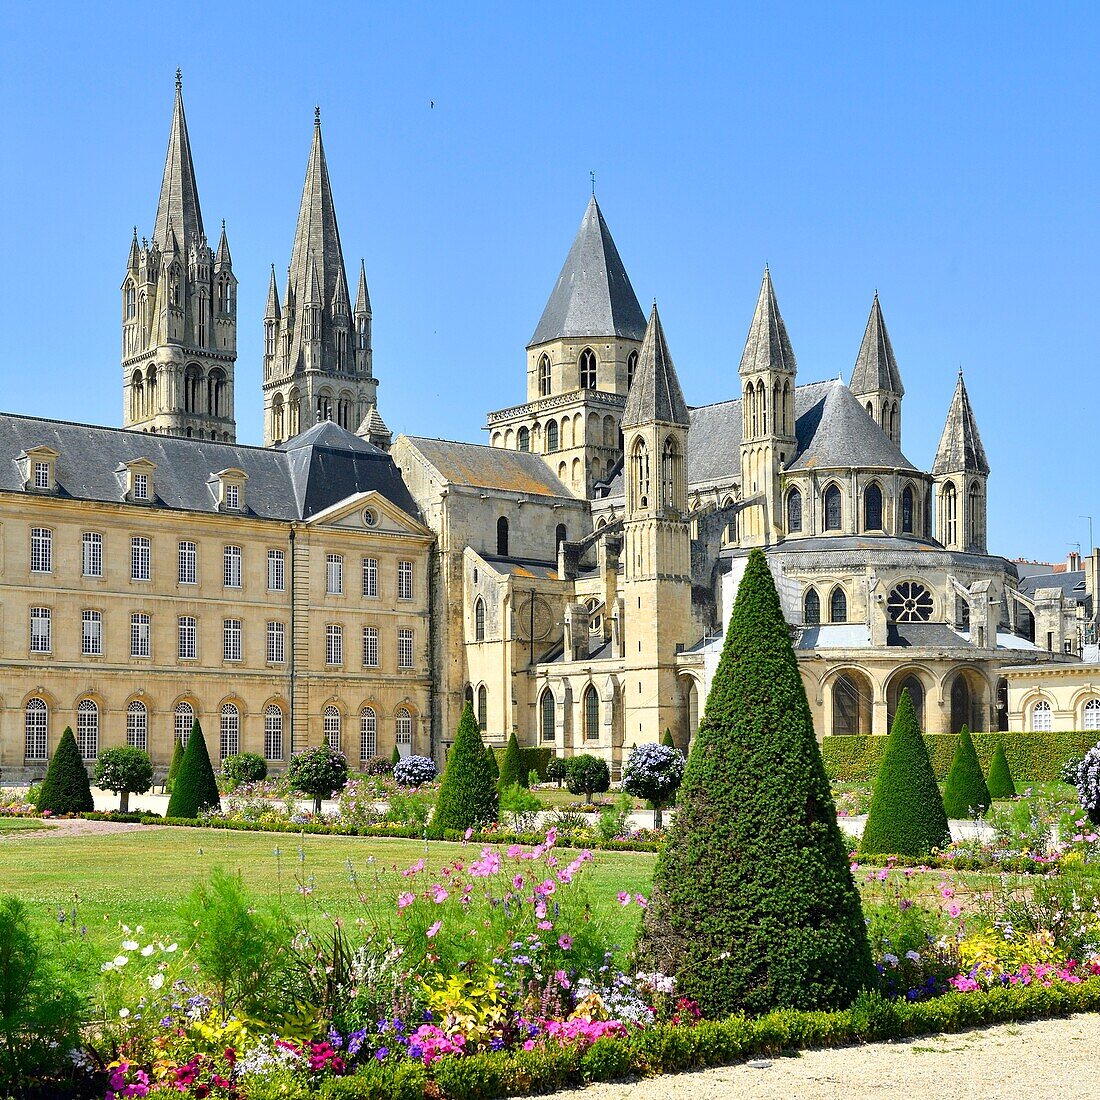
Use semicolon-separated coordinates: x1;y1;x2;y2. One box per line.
402;859;426;878
538;920;553;930
431;884;449;904
947;903;962;918
617;892;631;906
876;868;889;881
536;879;557;896
558;934;573;950
635;894;648;908
397;892;415;910
555;968;571;989
939;884;955;899
426;921;442;938
507;844;524;859
557;869;573;884
513;874;524;890
545;827;557;848
464;827;473;841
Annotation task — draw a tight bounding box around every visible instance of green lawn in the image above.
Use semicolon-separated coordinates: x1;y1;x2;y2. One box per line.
0;818;55;833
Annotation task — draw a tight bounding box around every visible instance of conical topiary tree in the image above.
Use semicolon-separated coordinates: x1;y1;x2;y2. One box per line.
166;721;221;818
638;549;874;1018
498;731;527;789
433;702;499;830
164;735;184;794
391;744;401;766
37;727;94;814
986;743;1017;799
662;728;676;750
485;742;500;781
942;726;992;819
860;690;950;856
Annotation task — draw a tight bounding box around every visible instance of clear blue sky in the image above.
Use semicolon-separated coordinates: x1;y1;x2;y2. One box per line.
0;2;1096;561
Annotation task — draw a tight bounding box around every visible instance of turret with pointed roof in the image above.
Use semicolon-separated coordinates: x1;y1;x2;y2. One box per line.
121;72;237;441
850;293;904;446
263;111;379;447
622;303;689;430
933;372;989;553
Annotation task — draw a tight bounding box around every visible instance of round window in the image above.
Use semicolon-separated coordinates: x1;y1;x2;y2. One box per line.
887;581;934;622
362;508;377;528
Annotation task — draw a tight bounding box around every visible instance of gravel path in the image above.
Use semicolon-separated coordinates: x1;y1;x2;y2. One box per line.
545;1013;1100;1100
0;817;164;840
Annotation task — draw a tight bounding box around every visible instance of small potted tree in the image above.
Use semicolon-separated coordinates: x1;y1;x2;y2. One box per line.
94;746;154;813
287;743;349;815
621;742;685;829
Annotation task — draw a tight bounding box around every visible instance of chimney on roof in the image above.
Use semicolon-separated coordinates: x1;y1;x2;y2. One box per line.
1069;551;1082;572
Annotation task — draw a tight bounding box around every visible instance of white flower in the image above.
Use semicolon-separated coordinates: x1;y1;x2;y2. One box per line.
100;961;114;972
121;940;139;951
141;944;155;956
113;955;129;967
165;943;178;952
148;973;165;990
118;1008;130;1019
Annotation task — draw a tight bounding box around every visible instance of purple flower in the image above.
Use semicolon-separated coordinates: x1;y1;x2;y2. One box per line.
375;1047;389;1060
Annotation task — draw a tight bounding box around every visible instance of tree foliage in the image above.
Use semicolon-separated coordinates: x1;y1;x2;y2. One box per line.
859;691;950;856
621;743;684;828
393;755;438;787
986;743;1017;799
498;731;528;789
166;721;222;819
165;735;185;794
942;726;992;819
638;548;874;1018
485;743;500;781
565;754;611;802
662;728;677;750
546;757;567;787
433;703;500;830
221;752;268;790
94;746;153;812
287;744;349;814
37;728;94;815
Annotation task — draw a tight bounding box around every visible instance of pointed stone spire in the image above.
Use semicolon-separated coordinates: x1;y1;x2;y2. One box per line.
355;258;372;316
153;73;204;252
933;371;989;476
530;196;646;346
851;292;904;396
305;255;322;306
127;227;140;271
264;264;281;321
331;264;350;315
739;266;796;376
214;220;232;267
622;303;690;429
164;217;180;256
356;404;392;450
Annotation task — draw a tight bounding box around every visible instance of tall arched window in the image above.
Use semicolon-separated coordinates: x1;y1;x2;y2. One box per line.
125;282;136;319
782;379;792;435
184;365;203;414
864;483;883;531
24;699;47;761
1030;699;1052;732
967;481;982;549
324;706;342;752
1083;698;1100;731
626;350;638;388
579;348;597;389
496;516;509;556
264;704;284;761
540;690;556;742
395;708;413;756
517;426;530;452
632;439;650;508
220;703;239;759
175;702;194;748
786;488;802;533
545;420;559;453
942;481;957;545
824;485;842;531
272;394;285;442
829;586;848;624
890;402;899;441
76;699;99;760
477;685;488;731
208;368;227;418
360;707;377;761
474;597;486;641
661;437;682;511
584;686;599;740
538;355;551;396
804;587;821;625
757;380;766;434
901;485;915;534
126;700;148;751
555;523;567;551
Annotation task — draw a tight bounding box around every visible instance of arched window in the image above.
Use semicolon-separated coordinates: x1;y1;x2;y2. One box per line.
264;704;284;761
950;675;973;734
395;708;413;756
76;699;99;760
864;483;883;531
125;282;136;319
208;368;227;419
661;437;682;511
901;485;915;534
832;672;872;736
175;702;194;748
1083;698;1100;731
890;402;899;441
579;348;597;389
804;587;821;626
324;706;342;752
474;597;486;641
967;481;982;549
1030;699;1052;732
786;488;802;533
126;700;148;751
517;426;530;452
538;355;551;396
360;708;377;761
477;685;488;731
184;364;203;414
272;394;285;442
782;379;792;435
627;350;638;388
317;393;333;423
555;523;567;551
891;674;926;730
540;690;556;742
757;380;767;434
496;516;509;556
866;400;874;417
130;371;144;421
584;685;600;740
220;703;239;759
942;481;957;545
288;390;301;435
632;439;650;509
830;586;847;624
824;484;842;531
24;699;47;761
546;420;559;453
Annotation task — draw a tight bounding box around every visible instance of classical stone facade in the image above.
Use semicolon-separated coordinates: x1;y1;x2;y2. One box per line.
1004;662;1100;733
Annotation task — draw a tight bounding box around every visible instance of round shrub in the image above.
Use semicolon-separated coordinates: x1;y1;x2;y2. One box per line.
1076;742;1100;825
986;744;1017;799
361;755;394;777
622;742;685;828
566;754;611;802
287;744;349;814
433;702;499;830
222;752;268;790
498;731;528;789
94;745;153;812
942;727;991;819
166;721;222;819
393;755;437;787
547;757;567;787
37;727;94;815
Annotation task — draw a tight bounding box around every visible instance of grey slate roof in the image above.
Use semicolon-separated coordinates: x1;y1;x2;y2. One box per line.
1019;570;1087;602
738;267;797;376
850;293;904;397
153;78;204;253
0;412;420;523
402;436;574;497
932;373;989;476
529;197;647;346
621;304;690;429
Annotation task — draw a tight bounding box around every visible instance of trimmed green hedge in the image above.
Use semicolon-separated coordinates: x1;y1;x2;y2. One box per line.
491;744;553;784
823;732;1098;783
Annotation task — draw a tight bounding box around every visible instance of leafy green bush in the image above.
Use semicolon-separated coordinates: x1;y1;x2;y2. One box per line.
319;1061;427;1100
94;745;153;812
942;727;992;819
860;691;950;857
639;548;874;1018
362;755;394;777
433;702;499;830
547;757;567;787
986;743;1017;799
498;731;527;789
166;721;221;818
499;782;542;832
621;742;685;828
164;734;184;794
287;743;349;814
566;754;611;802
221;751;268;790
383;788;435;829
37;727;94;815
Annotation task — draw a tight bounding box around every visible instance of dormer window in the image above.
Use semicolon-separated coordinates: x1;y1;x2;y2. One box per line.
33;462;51;490
121;458;156;504
213;468;248;512
18;446;60;494
134;473;149;501
225;482;239;510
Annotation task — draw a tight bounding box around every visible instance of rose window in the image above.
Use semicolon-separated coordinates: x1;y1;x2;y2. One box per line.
887;581;934;622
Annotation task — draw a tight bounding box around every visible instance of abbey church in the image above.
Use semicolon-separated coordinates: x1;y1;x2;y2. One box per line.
0;80;1076;779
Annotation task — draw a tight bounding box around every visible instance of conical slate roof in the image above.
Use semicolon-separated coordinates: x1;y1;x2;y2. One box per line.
622;303;690;429
355;259;372;316
739;267;797;376
356;404;390;437
214;222;232;265
153;74;204;252
850;293;904;396
529;196;646;346
264;265;281;320
933;372;989;476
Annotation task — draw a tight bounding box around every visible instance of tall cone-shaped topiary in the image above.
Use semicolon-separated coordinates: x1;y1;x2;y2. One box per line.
498;731;528;789
942;726;992;819
485;742;500;781
986;743;1017;799
662;728;676;750
37;727;94;814
166;721;221;818
164;735;184;794
391;744;401;766
860;690;950;856
637;549;874;1018
433;702;500;830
